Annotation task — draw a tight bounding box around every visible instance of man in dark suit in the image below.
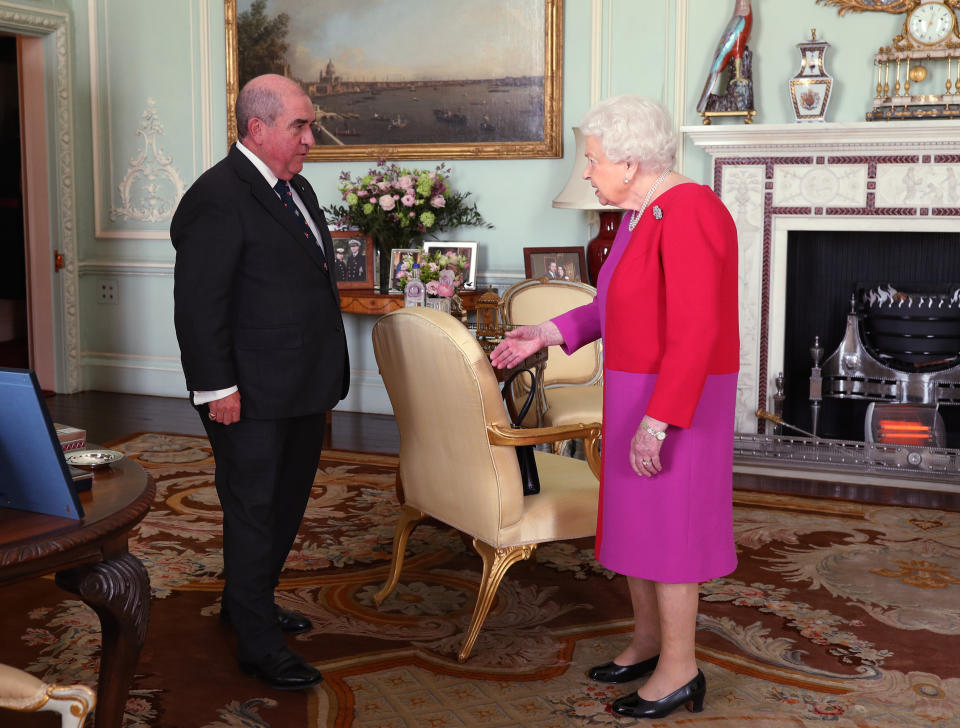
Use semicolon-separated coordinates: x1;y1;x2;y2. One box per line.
345;238;365;281
171;74;348;690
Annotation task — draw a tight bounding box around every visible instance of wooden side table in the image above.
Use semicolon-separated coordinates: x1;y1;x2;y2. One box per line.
329;289;497;446
0;456;154;728
339;288;493;317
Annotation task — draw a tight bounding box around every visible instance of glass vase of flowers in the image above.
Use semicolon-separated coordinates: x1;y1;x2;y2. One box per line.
324;159;491;293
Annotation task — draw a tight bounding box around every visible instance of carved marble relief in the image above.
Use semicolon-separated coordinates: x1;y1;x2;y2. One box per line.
721;165;765;433
875;164;960;208
110;99;186;223
773;165;867;208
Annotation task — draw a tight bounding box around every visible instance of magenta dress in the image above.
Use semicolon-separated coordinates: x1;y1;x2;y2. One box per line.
553;184;739;583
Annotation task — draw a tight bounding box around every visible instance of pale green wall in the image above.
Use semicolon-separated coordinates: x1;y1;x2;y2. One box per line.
2;0;917;406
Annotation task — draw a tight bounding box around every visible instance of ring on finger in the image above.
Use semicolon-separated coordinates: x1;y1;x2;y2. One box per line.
208;411;216;420
641;458;651;465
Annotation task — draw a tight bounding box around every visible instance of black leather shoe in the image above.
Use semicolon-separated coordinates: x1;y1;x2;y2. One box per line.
220;605;313;635
587;654;659;683
239;648;323;691
275;606;312;634
611;669;706;719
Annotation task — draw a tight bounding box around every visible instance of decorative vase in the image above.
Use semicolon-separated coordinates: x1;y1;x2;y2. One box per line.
424;296;452;315
789;29;833;122
586;210;622;286
375;242;394;294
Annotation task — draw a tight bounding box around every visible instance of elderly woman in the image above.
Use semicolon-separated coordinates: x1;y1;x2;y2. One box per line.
491;95;739;719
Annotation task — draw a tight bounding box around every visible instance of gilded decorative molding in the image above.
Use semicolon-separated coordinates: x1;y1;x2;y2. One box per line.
109;99;187;223
0;3;80;392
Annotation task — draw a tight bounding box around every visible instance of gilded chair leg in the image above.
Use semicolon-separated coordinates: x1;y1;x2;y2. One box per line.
585;431;602;480
551;439;570;456
373;505;426;606
458;540;536;662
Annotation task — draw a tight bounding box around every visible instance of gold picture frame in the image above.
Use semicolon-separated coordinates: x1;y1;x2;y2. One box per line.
224;0;563;161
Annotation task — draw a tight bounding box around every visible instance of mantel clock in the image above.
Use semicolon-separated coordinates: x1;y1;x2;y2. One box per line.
819;0;960;119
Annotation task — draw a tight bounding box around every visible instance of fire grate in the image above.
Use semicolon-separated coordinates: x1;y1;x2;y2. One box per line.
818;284;960;408
735;433;960;482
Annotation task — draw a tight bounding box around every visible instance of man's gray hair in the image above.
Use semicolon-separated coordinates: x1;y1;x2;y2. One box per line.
235;83;282;140
579;95;677;174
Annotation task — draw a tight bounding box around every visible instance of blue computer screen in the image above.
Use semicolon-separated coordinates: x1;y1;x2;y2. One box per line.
0;368;84;519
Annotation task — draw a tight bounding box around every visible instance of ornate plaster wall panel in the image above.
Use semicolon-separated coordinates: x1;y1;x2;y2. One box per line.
89;0;213;239
109;99;186;223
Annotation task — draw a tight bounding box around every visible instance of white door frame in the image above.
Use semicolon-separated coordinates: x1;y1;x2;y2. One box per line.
2;3;80;392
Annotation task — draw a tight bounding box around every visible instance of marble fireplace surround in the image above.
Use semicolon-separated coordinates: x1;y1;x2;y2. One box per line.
683;120;960;433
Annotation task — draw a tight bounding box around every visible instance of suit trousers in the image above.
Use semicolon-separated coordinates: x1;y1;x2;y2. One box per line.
199;406;327;661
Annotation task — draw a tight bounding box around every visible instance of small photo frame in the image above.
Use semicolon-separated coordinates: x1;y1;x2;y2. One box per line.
388;248;422;293
330;232;374;289
523;246;587;282
423;242;479;290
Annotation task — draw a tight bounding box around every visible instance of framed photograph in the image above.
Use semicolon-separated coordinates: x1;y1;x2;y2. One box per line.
225;0;562;161
330;231;374;289
523;246;586;282
423;242;479;290
388;248;422;293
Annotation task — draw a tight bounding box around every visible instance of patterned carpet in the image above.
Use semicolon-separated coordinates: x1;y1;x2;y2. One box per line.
1;432;959;727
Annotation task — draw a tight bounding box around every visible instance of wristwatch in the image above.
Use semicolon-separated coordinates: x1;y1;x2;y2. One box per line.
641;422;667;441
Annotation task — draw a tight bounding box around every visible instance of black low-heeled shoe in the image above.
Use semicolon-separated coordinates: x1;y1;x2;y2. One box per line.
611;669;706;719
587;654;659;683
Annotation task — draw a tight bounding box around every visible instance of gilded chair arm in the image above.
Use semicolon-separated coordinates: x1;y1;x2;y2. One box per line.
487;423;602;480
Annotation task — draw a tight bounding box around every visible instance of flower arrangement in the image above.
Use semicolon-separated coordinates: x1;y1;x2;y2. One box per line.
394;248;469;296
324;159;491;255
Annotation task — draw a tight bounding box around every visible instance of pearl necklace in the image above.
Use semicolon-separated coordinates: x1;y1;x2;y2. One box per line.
627;168;672;231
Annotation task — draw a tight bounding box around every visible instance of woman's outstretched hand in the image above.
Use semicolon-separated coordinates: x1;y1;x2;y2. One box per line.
490;325;547;369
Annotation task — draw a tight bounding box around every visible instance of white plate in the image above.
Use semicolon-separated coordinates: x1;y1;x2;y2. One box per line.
65;449;125;469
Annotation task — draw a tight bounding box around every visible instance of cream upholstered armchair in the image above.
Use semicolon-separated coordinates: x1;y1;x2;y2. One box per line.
501;278;603;452
371;307;601;662
0;663;95;727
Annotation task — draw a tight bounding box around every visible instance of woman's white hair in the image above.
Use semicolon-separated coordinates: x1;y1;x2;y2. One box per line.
579;95;677;173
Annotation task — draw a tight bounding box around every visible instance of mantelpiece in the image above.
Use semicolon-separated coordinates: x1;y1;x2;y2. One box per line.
682;120;960;433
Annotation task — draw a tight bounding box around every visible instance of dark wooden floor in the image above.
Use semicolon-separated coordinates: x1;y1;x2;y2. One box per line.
43;391;959;511
45;391;401;454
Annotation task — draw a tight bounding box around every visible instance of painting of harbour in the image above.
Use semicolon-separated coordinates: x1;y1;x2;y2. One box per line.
230;0;562;159
312;79;544;146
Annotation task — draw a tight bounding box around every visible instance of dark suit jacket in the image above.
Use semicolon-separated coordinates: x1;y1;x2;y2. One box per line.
171;144;349;420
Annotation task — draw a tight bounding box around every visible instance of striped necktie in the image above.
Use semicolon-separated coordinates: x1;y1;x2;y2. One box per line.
274;179;326;263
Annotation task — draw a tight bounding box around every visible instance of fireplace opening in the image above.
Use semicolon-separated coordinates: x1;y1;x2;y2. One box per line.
781;230;960;449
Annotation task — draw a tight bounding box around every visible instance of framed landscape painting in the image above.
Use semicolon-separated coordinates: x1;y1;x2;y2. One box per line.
523;246;586;282
225;0;562;160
